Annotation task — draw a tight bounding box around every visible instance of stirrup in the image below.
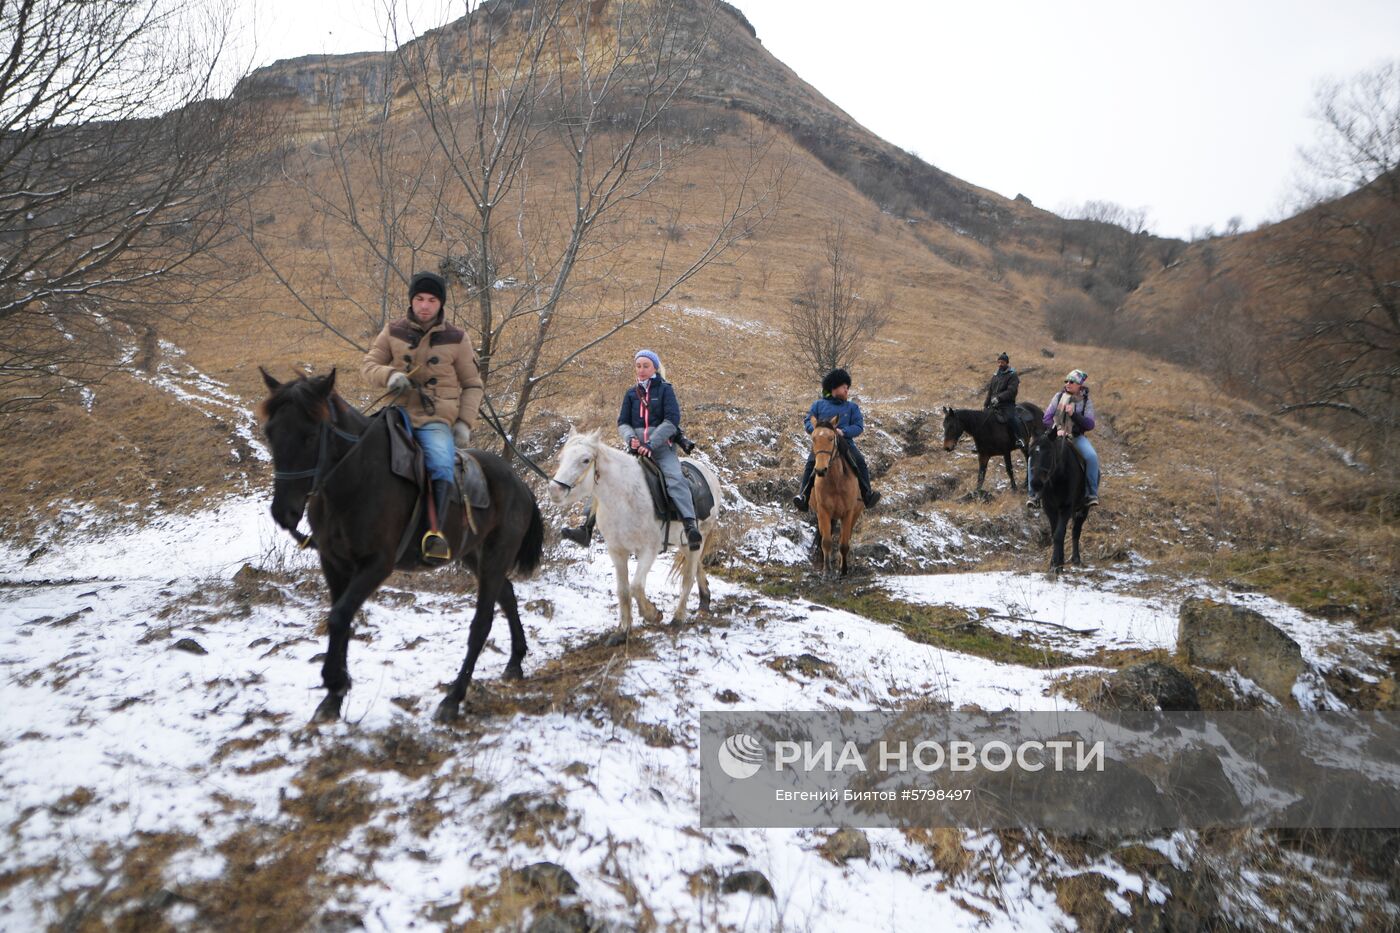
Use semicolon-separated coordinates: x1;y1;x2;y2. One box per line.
421;529;451;561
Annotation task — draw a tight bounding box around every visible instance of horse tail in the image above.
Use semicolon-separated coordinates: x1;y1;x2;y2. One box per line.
668;520;716;580
513;498;545;578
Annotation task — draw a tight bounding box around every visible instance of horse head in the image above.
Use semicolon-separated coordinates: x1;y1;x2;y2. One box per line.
941;406;964;451
810;416;839;476
257;367;339;542
549;425;601;507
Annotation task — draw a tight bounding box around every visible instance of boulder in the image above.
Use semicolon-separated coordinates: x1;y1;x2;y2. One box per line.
1178;598;1304;703
1093;662;1199;711
821;827;871;864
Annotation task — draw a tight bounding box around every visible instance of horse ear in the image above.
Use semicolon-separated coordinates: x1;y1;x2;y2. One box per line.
565;423;577;440
585;427;602;443
311;368;337;397
260;367;281;393
943;406;951;415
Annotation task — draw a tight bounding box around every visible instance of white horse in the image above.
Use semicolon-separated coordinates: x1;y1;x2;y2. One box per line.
549;427;721;635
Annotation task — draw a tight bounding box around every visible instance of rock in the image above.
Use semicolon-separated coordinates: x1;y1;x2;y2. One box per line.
720;869;774;897
1178;598;1304;703
821;827;871;863
1093;662;1199;711
527;907;592;933
525;598;555;620
852;542;892;563
1041;347;1056;358
769;653;836;678
170;637;207;655
506;862;578;897
714;689;741;704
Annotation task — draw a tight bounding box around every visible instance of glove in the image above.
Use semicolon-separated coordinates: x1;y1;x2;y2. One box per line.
387;372;412;394
452;421;471;448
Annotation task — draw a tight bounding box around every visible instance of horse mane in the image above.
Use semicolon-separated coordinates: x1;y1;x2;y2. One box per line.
257;375;368;433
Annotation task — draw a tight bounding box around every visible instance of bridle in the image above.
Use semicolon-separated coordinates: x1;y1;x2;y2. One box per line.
270;406;366;547
812;426;838;476
550;439;597;495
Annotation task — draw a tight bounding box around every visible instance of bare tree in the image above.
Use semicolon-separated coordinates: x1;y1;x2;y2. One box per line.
0;0;259;415
235;49;449;350
257;0;786;454
400;0;785;449
1276;59;1400;456
782;222;891;379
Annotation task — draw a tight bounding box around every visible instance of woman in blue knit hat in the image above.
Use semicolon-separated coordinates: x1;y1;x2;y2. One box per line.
792;368;880;512
561;349;702;550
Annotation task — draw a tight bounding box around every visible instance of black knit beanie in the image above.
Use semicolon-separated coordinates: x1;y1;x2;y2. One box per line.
408;271;447;305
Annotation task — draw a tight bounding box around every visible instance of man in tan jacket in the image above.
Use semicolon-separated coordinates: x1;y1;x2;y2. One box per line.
362;271;483;561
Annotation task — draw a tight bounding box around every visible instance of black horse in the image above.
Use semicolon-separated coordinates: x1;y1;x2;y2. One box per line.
257;369;544;723
941;403;1044;495
1028;428;1089;572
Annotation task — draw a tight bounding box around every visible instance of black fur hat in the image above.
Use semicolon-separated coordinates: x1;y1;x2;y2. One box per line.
408;271;447;305
821;367;852;396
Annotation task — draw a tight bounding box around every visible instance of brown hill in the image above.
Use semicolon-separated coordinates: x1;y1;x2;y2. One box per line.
2;0;1394;623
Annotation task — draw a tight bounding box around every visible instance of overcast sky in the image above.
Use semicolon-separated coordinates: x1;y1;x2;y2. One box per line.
239;0;1400;239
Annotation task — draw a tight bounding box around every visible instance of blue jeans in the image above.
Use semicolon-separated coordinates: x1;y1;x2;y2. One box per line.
1074;435;1100;498
415;422;456;482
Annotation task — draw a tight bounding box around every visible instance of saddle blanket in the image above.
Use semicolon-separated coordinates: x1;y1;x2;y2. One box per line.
640;457;715;522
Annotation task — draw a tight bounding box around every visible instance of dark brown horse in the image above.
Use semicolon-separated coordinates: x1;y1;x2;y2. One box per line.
257;369;543;723
941;403;1044;495
1028;414;1089;573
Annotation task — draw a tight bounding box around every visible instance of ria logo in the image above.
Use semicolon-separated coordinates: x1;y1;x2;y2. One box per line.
717;733;764;779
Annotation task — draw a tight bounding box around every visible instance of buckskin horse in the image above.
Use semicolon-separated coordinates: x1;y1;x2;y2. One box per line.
257;369;544;723
941;403;1044;496
808;417;863;576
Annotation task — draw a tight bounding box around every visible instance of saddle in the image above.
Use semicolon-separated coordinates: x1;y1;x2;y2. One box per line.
637;455;715;522
385;407;492;508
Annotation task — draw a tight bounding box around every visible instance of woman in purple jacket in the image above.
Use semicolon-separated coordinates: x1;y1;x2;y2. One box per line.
1028;369;1100;510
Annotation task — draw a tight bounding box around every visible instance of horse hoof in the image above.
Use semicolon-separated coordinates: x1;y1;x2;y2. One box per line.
503;664;524;682
603;630;628;648
433;698;462;723
311;696;343;723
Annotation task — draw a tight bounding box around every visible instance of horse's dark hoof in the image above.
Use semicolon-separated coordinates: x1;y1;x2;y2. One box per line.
503;664;524;682
434;697;462;723
604;630;628;648
311;695;343;723
699;595;711;614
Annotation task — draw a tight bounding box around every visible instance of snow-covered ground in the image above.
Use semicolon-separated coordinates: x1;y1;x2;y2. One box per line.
3;490;1395;929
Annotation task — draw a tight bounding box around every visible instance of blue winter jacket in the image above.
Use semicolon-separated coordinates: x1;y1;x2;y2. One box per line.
804;396;865;439
618;375;681;446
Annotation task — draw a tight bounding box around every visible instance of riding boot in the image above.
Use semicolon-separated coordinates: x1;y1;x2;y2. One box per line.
561;511;596;546
422;479;453;562
791;457;815;512
682;517;703;551
854;457;881;508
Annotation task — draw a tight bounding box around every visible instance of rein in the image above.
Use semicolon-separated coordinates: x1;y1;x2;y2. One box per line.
479;395;557;486
272;404;370;548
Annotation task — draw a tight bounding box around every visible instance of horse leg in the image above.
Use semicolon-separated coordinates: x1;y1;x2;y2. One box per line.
314;558;392;723
1004;452;1016;491
1048;509;1069;574
839;508;855;576
436;554;508;722
672;549;698;626
498;578;527;680
609;547;633;637
817;507;835;574
1071;510;1087;568
632;546;663;625
697;548;711;613
976;454;989;495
